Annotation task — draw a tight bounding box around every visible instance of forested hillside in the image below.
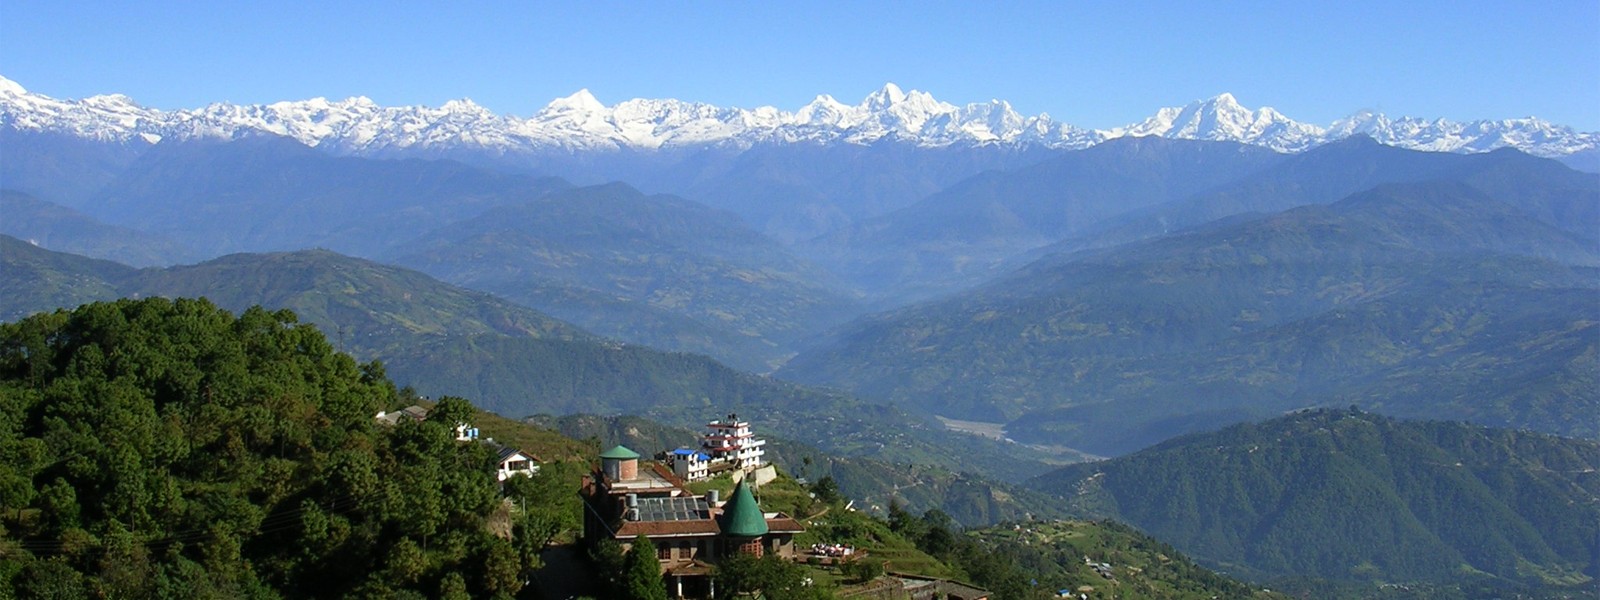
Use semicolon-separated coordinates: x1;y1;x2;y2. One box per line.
0;298;550;597
1028;409;1600;590
0;235;136;322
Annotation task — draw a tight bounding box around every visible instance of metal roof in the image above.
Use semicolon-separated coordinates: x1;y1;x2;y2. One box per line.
717;481;768;537
599;445;641;460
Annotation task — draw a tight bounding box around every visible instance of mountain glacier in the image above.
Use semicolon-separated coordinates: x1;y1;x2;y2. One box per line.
1;75;1594;159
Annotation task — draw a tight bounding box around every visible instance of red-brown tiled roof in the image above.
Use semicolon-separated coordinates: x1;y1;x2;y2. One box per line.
650;462;689;489
765;516;805;533
615;519;722;537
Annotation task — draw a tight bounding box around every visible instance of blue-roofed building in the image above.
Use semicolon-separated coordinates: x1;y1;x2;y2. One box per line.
670;447;711;481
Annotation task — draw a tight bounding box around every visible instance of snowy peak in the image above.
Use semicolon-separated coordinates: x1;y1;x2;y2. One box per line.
1112;93;1326;152
0;75;1593;159
864;82;908;109
0;76;27;96
541;89;606;115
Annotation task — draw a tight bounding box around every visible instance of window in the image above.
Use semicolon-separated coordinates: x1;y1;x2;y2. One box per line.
658;544;672;560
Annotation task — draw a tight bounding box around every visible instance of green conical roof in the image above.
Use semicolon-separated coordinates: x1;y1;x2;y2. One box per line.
718;480;768;537
599;445;640;460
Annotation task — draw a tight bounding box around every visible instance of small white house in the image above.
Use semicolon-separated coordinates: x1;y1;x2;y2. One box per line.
494;446;540;482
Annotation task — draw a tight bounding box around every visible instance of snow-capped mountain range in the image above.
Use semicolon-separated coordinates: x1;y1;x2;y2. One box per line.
2;75;1594;159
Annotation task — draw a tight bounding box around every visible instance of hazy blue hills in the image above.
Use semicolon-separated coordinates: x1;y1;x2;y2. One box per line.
1027;409;1600;589
0;240;592;352
780;179;1599;455
24;133;878;370
1059;136;1600;256
85;135;571;257
650;141;1061;243
387;181;863;371
0;189;197;266
801;138;1286;302
0;129;147;207
795;137;1595;307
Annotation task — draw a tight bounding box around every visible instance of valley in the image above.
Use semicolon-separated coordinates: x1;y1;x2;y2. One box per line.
934;416;1007;441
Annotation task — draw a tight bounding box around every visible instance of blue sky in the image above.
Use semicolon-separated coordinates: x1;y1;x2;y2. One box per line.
4;1;1597;130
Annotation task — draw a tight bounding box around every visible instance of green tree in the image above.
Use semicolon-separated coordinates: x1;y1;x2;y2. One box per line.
480;537;524;596
438;572;471;600
810;476;841;505
590;537;627;598
840;558;883;583
714;553;826;600
623;535;667;600
429;395;477;436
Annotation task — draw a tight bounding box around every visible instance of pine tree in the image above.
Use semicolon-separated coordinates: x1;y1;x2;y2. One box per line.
623;535;667;600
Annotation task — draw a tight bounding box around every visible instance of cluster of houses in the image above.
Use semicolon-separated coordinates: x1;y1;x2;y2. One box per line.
1083;556;1115;579
663;413;768;482
375;406;992;599
373;405;541;484
584;413;991;600
581;439;802;598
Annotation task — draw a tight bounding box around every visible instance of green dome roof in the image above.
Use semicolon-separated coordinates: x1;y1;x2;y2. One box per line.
718;480;768;537
598;445;640;460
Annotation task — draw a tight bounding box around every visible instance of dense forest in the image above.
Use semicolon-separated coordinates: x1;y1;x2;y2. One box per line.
0;298;562;598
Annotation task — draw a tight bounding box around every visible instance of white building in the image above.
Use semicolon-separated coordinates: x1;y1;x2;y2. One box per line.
701;413;765;470
494;446;540;482
670;447;711;481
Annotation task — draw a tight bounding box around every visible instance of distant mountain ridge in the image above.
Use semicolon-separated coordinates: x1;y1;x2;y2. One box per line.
781;175;1600;455
0;190;198;266
3;75;1594;160
384;181;863;371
